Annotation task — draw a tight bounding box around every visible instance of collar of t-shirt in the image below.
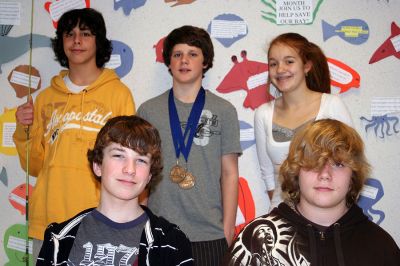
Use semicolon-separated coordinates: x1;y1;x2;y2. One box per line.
63;75;88;94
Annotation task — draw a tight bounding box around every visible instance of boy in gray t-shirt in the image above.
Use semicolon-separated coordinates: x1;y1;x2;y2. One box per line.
37;116;193;266
138;25;242;266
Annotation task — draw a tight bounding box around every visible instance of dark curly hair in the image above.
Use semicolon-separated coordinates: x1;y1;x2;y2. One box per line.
87;116;163;189
163;25;214;75
51;8;112;68
280;119;370;207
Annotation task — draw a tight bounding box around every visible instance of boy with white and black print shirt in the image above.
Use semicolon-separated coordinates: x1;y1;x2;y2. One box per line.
37;116;193;266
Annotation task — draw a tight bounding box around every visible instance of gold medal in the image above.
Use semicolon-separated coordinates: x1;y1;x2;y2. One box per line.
170;161;186;183
178;171;196;189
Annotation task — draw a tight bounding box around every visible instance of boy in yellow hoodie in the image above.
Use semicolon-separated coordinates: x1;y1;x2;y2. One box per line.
13;8;135;261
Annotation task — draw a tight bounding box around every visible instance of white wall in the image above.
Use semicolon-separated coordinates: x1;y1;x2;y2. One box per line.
1;0;399;263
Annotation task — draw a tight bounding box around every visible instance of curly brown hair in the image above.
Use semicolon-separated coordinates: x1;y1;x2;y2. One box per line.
280;119;370;207
87;115;163;189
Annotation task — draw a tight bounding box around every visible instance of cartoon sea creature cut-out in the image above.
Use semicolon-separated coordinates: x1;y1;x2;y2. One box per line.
261;0;324;25
44;0;90;29
153;36;166;63
358;178;385;225
0;34;51;74
360;114;399;138
322;19;369;45
9;183;34;215
217;50;274;110
239;120;255;151
8;65;41;98
207;14;248;48
0;166;8;186
105;40;133;78
0;108;18;156
114;0;146;16
327;57;360;94
235;177;256;237
369;22;400;64
3;224;33;266
165;0;196;7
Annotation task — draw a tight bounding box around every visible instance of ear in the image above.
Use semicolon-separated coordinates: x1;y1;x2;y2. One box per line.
93;162;102;177
304;60;312;75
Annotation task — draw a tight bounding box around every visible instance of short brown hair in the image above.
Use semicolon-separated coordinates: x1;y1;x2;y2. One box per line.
87;115;162;189
280;119;370;207
163;25;214;75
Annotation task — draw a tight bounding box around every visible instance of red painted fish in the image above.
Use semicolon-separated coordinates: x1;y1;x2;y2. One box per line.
369;22;400;64
153;36;166;63
44;0;90;29
216;50;274;110
235;177;255;238
8;183;34;215
327;57;360;93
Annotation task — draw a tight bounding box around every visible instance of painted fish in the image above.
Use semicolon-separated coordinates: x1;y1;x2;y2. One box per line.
164;0;196;7
327;57;360;94
0;108;18;156
322;19;369;45
0;166;8;186
216;50;274;110
369;22;400;64
239;120;255;151
235;177;255;237
44;0;90;29
8;183;34;215
207;13;248;48
105;40;133;78
114;0;146;16
0;35;50;74
4;224;33;265
153;36;166;63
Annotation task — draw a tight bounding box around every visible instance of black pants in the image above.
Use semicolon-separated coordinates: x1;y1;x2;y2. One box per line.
191;238;228;266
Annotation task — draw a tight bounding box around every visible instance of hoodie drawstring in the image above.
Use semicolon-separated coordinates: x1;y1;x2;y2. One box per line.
333;223;345;266
306;224;317;266
78;89;87;140
49;93;71;165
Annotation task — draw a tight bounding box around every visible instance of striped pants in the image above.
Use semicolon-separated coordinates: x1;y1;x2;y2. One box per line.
191;238;228;266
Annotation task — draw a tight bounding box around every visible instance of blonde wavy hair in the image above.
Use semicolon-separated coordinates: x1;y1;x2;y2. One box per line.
280;119;371;207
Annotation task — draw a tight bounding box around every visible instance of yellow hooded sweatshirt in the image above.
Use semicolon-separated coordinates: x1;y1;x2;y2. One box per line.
13;68;135;240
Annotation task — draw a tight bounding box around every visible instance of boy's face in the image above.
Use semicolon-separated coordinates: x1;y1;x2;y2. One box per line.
298;161;352;214
93;142;152;203
169;43;206;87
62;24;97;68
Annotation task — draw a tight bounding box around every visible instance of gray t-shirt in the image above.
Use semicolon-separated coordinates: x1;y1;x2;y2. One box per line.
67;209;147;266
138;90;242;241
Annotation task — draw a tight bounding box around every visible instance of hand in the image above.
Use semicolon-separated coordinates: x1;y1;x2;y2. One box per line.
15;96;34;126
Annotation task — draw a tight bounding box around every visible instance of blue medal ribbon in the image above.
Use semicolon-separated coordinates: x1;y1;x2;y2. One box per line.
168;87;205;162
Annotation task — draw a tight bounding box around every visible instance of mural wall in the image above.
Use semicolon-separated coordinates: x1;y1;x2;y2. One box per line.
0;0;399;263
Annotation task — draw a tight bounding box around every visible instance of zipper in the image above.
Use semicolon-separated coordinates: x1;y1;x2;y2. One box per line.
319;231;325;240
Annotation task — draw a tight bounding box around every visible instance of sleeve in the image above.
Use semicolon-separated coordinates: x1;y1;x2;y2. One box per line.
323;94;354;127
254;106;275;191
170;227;194;266
221;103;242;156
12;97;45;177
36;224;55;265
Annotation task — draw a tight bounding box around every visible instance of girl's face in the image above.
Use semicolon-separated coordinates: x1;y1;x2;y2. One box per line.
268;43;311;94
